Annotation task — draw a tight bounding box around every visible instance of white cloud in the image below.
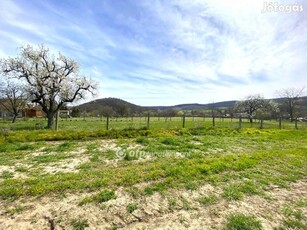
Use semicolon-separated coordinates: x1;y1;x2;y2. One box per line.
0;0;306;105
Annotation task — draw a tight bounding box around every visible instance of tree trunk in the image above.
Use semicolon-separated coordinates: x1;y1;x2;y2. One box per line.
46;112;54;129
12;114;17;123
249;116;253;123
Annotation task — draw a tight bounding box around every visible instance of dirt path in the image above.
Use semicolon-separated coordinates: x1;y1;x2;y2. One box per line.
0;179;306;229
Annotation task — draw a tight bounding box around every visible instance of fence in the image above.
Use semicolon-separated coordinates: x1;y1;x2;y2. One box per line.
1;115;306;131
57;115;306;131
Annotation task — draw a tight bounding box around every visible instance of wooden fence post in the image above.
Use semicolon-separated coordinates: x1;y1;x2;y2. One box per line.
239;116;242;129
212;115;215;127
106;114;109;130
55;111;59;131
182;115;186;128
279;116;282;129
295;118;298;129
147;113;150;129
260;119;263;129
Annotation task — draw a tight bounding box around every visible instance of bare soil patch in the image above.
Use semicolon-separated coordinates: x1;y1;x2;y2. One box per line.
0;179;305;229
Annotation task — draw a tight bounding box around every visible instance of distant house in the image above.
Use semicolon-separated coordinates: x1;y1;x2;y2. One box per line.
59;109;71;118
0;99;11;118
234;112;250;118
23;104;44;118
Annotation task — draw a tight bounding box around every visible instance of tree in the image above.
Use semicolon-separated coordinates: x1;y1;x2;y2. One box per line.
235;95;276;123
71;108;80;117
255;100;279;120
1;44;97;128
0;80;26;123
277;87;305;121
116;103;128;117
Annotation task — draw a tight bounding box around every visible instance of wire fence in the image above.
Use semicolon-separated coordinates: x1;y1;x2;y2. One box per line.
100;115;306;130
1;115;305;131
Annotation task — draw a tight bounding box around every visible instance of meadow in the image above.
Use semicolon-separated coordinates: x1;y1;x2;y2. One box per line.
0;118;306;229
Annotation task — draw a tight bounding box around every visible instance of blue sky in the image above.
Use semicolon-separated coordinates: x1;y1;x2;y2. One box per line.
0;0;306;106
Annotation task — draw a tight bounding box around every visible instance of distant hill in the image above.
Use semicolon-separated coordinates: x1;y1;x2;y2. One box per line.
147;100;237;111
75;98;237;115
77;97;141;111
73;96;307;117
74;98;144;116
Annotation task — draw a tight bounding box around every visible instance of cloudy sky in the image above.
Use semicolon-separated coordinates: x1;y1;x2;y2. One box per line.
0;0;306;106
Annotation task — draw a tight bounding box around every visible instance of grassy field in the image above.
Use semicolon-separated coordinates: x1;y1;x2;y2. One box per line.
0;122;306;229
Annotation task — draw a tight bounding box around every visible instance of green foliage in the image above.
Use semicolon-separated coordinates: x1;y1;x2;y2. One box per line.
56;142;74;152
70;218;89;230
180;196;192;210
123;151;139;161
0;142;37;153
4;205;27;215
184;181;198;190
86;143;98;152
126;203;138;213
103;149;117;159
278;205;307;230
15;166;28;172
225;213;263;230
126;186;140;199
33;153;73;163
135;136;150;145
94;190;116;203
280;219;306;229
222;184;243;200
197;194;218;205
80;190;116;205
1;171;14;179
160;137;179;145
222;181;261;201
168;198;177;209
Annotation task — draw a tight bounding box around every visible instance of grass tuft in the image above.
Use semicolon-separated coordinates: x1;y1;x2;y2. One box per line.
225;213;263;230
126;203;138;213
197;194;218;205
70;218;89;230
79;190;116;205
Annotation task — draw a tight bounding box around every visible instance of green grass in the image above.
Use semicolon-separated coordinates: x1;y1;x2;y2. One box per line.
79;190;116;205
70;218;89;230
1;116;306;144
277;203;307;230
126;203;138;213
0;127;305;203
222;180;262;200
56;142;74;152
197;194;218;205
32;153;74;164
225;213;263;230
0;120;306;229
4;205;28;215
168;198;177;209
1;171;14;179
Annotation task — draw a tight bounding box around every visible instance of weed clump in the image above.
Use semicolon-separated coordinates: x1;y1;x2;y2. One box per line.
79;190;116;205
225;213;263;230
126;203;138;213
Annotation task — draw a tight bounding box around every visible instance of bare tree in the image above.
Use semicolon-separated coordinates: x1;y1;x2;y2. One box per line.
235;95;276;123
1;44;97;128
277;87;305;122
0;80;26;123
